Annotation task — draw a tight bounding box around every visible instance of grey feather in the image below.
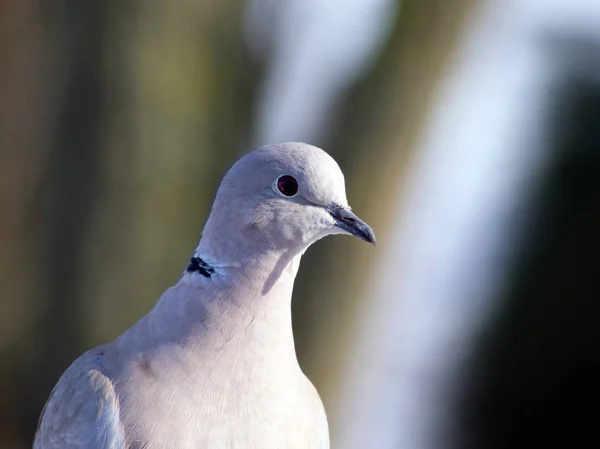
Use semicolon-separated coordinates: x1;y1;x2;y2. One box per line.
34;349;126;449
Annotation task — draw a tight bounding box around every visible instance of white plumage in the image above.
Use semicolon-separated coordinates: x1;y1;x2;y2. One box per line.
34;142;375;449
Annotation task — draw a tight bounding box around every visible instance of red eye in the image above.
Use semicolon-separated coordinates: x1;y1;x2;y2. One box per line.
276;175;298;197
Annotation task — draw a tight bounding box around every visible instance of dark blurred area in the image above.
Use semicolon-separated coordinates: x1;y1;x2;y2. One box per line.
455;75;600;449
1;1;600;448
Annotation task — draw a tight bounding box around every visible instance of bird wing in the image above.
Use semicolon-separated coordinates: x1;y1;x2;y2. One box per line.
34;349;126;449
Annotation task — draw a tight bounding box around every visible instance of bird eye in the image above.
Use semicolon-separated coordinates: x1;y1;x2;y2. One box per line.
276;175;298;197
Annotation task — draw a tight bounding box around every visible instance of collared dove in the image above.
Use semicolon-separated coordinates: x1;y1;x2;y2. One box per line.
34;142;375;449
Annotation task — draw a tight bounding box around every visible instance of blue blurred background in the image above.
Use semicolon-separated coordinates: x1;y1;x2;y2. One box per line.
2;0;600;447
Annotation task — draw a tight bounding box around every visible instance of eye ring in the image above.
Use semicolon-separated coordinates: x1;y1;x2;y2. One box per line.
275;175;299;198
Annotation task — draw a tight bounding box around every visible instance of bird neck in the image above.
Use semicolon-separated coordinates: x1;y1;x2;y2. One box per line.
127;247;303;362
194;234;307;297
193;248;302;298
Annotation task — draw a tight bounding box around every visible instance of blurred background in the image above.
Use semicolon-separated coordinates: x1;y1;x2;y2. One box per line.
2;0;600;447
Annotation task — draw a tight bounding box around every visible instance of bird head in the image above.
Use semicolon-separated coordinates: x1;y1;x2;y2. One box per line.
202;142;375;257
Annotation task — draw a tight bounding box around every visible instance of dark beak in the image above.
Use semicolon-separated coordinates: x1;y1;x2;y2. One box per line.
328;206;376;245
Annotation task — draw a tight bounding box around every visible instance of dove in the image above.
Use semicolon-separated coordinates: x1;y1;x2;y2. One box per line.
34;142;375;449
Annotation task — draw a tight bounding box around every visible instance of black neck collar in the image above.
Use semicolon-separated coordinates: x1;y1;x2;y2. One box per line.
186;256;215;278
